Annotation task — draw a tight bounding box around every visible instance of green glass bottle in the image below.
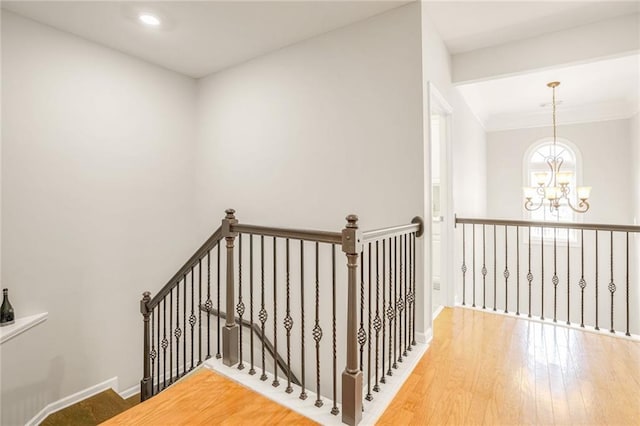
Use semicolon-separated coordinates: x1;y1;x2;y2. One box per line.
1;288;15;326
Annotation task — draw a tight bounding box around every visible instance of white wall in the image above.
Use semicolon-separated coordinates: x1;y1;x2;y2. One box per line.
487;118;633;224
195;4;424;233
194;2;424;400
1;12;198;425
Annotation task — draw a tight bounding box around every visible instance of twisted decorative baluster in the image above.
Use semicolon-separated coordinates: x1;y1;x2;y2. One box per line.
313;241;323;407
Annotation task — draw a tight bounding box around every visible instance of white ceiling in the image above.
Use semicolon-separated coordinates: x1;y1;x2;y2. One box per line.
457;54;640;131
1;1;409;78
3;1;638;128
424;1;640;54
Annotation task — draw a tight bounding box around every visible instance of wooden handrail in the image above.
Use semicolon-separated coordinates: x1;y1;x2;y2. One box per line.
455;217;640;233
362;221;422;242
148;227;223;309
232;223;342;244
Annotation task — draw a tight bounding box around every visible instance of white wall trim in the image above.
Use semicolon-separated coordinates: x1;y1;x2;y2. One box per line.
118;384;139;400
432;305;445;320
456;304;640;342
26;377;119;426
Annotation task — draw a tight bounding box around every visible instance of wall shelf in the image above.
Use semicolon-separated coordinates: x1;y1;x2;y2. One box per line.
0;312;48;345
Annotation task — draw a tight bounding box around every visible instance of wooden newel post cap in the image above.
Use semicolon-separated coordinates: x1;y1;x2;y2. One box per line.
345;214;359;228
225;209;236;219
141;291;151;315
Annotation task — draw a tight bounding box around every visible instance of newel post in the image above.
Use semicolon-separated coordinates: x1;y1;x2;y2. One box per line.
140;291;152;401
341;215;363;426
222;208;239;366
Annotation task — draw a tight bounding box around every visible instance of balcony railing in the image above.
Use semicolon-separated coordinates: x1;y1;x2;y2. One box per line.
139;209;423;425
455;217;640;336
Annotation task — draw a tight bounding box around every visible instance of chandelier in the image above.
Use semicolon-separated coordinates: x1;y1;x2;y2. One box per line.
523;81;591;214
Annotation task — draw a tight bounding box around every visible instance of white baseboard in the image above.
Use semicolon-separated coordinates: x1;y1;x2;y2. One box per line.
26;377;119;426
432;305;445;320
118;384;140;400
415;328;433;344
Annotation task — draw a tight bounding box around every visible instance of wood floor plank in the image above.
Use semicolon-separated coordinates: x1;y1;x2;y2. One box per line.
378;307;640;426
102;369;316;426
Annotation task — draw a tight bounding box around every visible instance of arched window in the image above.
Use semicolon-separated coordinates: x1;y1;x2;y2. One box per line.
524;138;583;240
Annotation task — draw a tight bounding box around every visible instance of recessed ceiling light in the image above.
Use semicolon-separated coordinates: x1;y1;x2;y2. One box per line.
139;14;161;27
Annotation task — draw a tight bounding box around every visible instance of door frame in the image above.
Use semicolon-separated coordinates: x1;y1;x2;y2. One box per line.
427;82;454;311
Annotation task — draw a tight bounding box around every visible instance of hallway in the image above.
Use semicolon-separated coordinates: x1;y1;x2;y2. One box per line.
378;308;640;425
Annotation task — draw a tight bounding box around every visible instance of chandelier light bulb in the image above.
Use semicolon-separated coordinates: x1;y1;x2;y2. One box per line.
577;186;592;200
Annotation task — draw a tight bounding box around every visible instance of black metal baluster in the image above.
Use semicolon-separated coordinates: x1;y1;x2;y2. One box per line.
541;227;545;320
566;228;570;325
273;237;279;387
206;251;211;360
169;289;173;383
387;237;393;377
516;227;520;316
331;244;339;416
579;230;586;328
190;266;195;370
381;239;387;385
482;225;486;309
398;235;403;363
284;239;293;393
626;232;630;336
504;226;509;313
595;230;600;330
403;234;408;357
461;224;466;306
217;242;221;359
366;242;373;401
373;240;381;392
237;234;245;370
157;305;161;393
198;259;203;365
609;231;616;333
175;278;180;378
183;274;187;374
359;244;365;372
553;228;558;323
411;233;417;346
393;236;398;370
528;227;532;318
407;233;416;351
250;235;256;375
260;236;268;381
473;225;476;308
162;297;167;389
595;231;599;330
299;240;307;399
496;225;498;311
313;241;323;407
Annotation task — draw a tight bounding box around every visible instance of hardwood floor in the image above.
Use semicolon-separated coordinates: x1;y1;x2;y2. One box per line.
103;369;316;426
378;307;640;425
104;308;638;425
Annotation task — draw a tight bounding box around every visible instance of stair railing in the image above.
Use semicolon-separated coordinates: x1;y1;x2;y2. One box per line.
455;216;640;336
140;209;423;426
